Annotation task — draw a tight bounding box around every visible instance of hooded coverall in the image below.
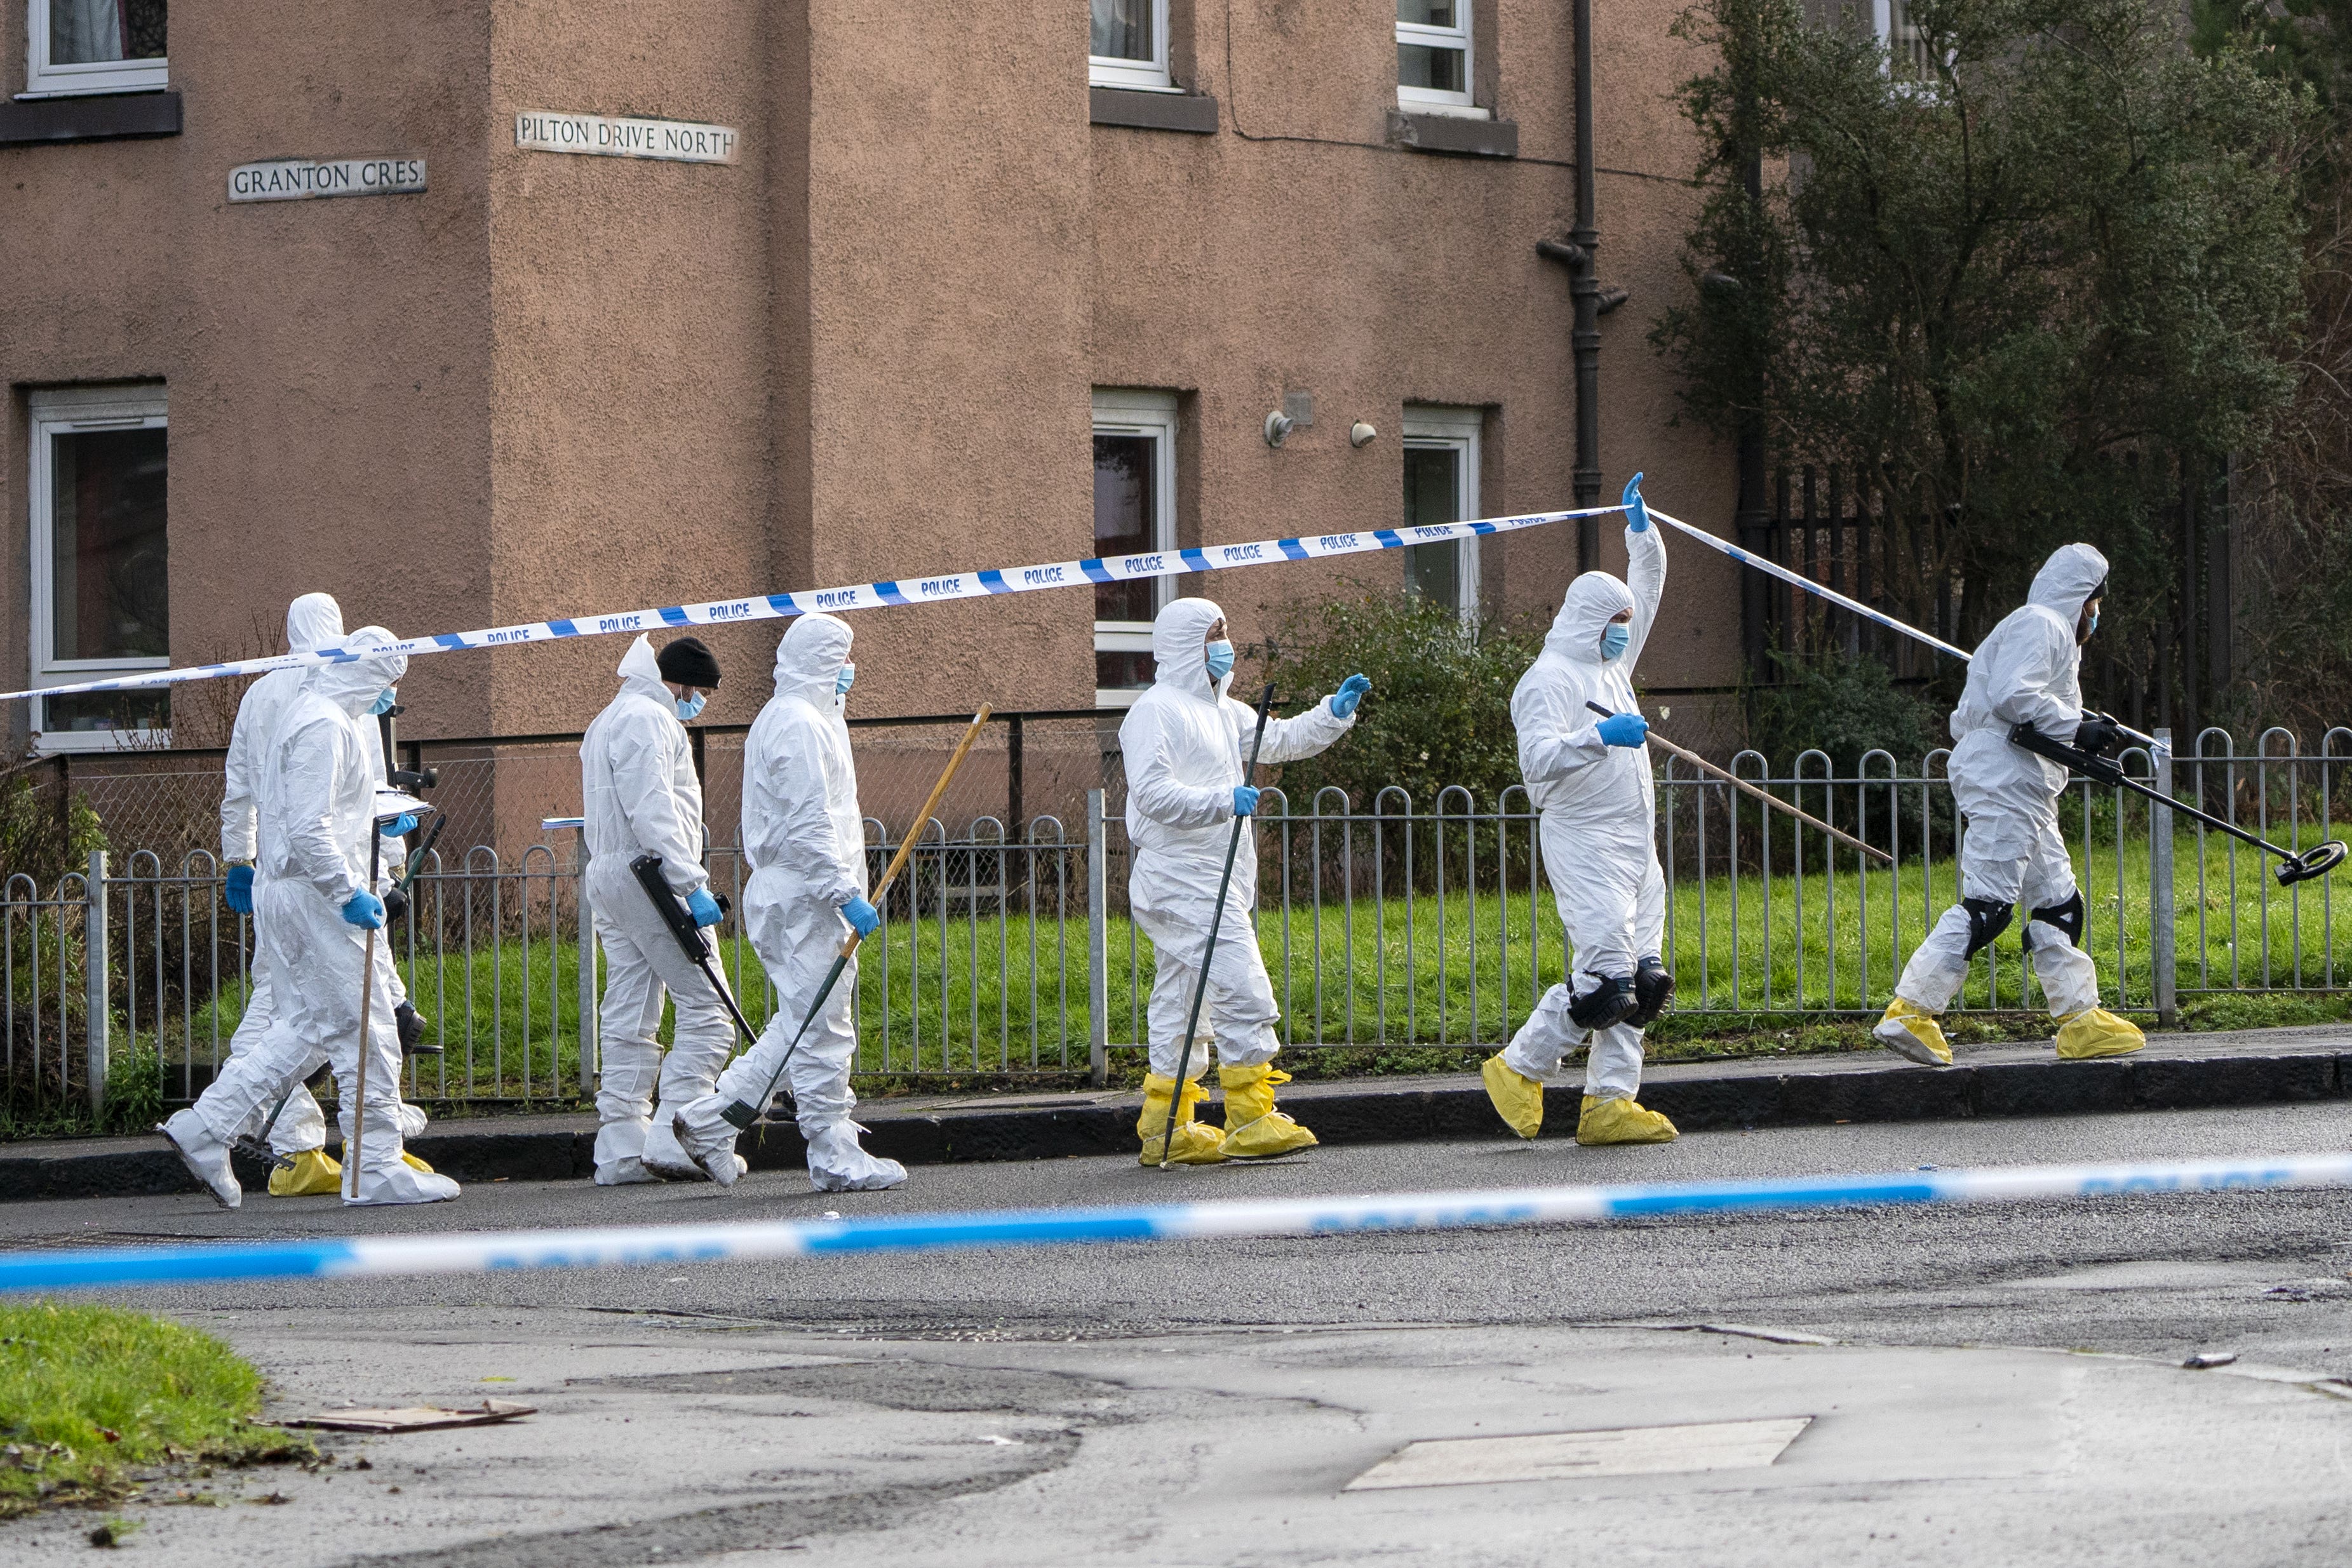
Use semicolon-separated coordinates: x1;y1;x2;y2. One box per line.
1500;516;1668;1102
1890;543;2109;1021
581;633;738;1182
678;614;903;1191
1119;597;1355;1080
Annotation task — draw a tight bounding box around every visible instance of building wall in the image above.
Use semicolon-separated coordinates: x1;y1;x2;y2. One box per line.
0;0;1741;768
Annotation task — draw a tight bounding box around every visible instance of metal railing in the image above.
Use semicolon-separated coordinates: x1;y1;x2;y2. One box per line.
6;725;2348;1116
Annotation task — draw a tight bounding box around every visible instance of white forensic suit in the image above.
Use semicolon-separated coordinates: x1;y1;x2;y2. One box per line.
678;614;904;1191
1890;544;2109;1021
1500;518;1669;1103
582;634;739;1183
160;630;457;1207
1121;598;1355;1080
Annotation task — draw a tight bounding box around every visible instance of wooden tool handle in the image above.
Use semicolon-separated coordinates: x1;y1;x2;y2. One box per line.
842;704;994;956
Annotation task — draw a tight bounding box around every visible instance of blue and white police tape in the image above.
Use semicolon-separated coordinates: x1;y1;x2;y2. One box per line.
6;1151;2348;1294
1;502;1628;706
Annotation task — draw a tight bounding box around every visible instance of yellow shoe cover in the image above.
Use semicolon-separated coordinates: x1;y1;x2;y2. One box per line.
1576;1095;1678;1146
1482;1054;1544;1141
2054;1007;2146;1060
1138;1073;1227;1165
1872;996;1952;1067
266;1147;342;1197
1218;1064;1319;1159
401;1150;434;1174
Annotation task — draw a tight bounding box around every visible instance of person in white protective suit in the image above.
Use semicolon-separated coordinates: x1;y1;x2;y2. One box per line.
159;629;459;1207
581;633;742;1186
214;594;433;1197
1482;475;1681;1148
1874;543;2145;1064
1119;596;1369;1165
671;613;904;1192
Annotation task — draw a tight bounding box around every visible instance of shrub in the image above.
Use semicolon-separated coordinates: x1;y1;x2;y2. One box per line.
1748;651;1940;770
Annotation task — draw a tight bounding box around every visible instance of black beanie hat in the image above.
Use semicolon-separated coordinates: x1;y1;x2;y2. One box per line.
655;636;722;688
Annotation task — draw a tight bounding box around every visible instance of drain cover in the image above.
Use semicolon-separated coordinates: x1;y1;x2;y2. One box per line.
1345;1416;1812;1491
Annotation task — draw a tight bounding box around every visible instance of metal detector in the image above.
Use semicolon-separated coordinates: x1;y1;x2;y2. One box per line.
1154;685;1277;1169
628;854;764;1048
2010;722;2349;887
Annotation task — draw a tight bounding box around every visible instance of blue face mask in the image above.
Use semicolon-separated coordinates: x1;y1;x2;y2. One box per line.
836;663;856;697
2085;611;2099;638
675;693;706;722
1204;640;1235;682
1600;624;1630;662
370;688;397;716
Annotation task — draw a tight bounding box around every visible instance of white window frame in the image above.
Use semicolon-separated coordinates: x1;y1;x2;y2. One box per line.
1402;405;1482;626
1092;388;1179;710
29;384;170;751
1396;3;1478;116
1089;0;1174;93
21;0;169;99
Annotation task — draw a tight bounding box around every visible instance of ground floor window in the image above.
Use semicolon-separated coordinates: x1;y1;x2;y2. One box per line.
1402;405;1482;623
1092;389;1178;707
29;385;170;748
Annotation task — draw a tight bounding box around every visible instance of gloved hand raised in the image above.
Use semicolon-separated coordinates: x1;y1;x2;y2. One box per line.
2073;713;2123;758
1596;712;1650;748
686;887;724;928
224;864;254;915
379;813;419;837
1622;471;1651;532
340;890;387;930
1329;674;1371;719
841;895;882;938
1232;784;1261;817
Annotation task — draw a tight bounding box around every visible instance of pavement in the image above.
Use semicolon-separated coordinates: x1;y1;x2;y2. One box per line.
4;1099;2352;1564
9;1021;2352;1202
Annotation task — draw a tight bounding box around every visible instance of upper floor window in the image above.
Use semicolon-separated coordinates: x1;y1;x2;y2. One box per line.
25;0;167;97
29;385;170;750
1091;0;1172;92
1397;1;1472;112
1092;389;1178;707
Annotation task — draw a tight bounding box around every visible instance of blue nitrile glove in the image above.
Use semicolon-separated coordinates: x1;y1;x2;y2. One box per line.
1330;674;1371;719
224;864;254;914
841;896;882;937
1596;712;1650;747
379;812;418;837
340;890;387;930
1232;784;1261;817
686;887;724;928
1622;471;1651;532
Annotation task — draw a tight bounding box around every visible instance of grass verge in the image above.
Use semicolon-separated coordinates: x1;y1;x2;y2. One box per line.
0;1302;310;1519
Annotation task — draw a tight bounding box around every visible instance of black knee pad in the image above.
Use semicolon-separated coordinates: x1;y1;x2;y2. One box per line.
1626;957;1674;1028
1568;974;1639;1031
1960;897;2013;959
2027;890;2085;950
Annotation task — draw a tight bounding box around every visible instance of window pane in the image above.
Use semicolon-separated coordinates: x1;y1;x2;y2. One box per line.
43;689;168;734
1096;648;1155;690
1091;0;1153;62
1093;433;1157;626
50;0;166;64
1398;1;1458;27
1402;446;1462;607
1398;44;1467;93
51;426;168;663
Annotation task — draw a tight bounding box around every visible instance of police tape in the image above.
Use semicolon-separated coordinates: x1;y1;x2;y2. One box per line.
1;503;1628;706
5;1151;2347;1294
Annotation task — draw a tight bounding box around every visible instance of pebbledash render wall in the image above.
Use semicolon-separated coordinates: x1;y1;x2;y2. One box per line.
0;1;1738;772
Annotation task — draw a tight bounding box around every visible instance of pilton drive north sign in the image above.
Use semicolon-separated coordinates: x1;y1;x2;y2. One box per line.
514;111;741;165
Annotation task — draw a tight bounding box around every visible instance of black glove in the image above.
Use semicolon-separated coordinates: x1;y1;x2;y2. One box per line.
383;885;410;924
2073;713;2123;759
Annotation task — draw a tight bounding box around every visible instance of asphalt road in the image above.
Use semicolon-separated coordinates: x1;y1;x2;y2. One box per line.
7;1104;2352;1565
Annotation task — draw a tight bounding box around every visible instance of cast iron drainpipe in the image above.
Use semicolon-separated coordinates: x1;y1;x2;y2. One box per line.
1536;0;1628;573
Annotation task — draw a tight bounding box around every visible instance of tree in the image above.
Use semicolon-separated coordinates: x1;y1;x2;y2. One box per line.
1655;0;2308;685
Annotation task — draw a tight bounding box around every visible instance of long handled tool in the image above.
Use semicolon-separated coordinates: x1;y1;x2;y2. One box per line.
631;855;765;1049
716;704;997;1131
1155;685;1277;1170
1645;506;2174;760
346;828;385;1195
1586;702;1892;864
2008;723;2348;886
